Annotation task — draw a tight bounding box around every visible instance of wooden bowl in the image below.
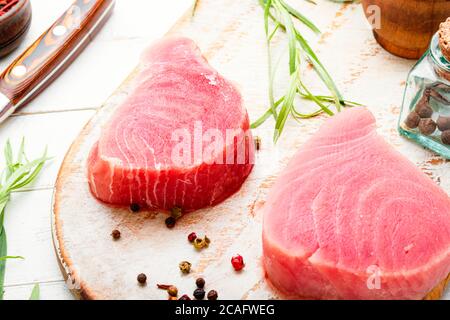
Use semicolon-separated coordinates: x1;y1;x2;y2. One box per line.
0;0;32;58
361;0;450;59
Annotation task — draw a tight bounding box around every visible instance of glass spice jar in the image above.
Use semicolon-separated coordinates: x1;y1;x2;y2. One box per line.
399;33;450;158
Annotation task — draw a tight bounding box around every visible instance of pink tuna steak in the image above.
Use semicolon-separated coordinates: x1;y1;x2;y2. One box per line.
88;37;254;212
263;108;450;300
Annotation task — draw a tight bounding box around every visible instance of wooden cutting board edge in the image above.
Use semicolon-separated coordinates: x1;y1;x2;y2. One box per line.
51;1;450;300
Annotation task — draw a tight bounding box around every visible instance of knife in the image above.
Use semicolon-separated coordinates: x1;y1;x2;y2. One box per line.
0;0;115;123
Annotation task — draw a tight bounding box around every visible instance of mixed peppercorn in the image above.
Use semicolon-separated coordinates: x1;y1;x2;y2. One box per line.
113;208;243;299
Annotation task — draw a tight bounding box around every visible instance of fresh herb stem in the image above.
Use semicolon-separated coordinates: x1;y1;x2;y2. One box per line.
254;0;357;142
29;283;40;300
0;139;50;300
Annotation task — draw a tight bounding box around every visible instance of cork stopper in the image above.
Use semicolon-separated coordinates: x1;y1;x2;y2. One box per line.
439;17;450;62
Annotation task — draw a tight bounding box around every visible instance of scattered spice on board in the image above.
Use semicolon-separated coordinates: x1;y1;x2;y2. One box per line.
179;261;192;274
188;232;197;243
207;290;218;301
165;216;176;229
111;229;121;240
137;273;147;285
130;203;140;213
231;254;245;271
196;278;205;289
193;288;205;300
179;294;191;300
171;206;183;219
168;286;178;297
193;236;210;250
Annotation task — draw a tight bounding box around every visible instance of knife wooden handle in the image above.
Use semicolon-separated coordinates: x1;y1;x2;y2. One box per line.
0;0;115;108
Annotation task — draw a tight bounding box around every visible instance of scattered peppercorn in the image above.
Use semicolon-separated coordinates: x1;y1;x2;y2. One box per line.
168;286;178;297
188;232;197;243
111;229;121;240
442;130;450;145
196;278;205;289
193;238;206;250
193;236;211;250
137;273;147;285
231;254;245;271
419;118;437;136
437;116;450;132
130;203;140;213
207;290;218;301
165;216;176;229
193;288;206;300
179;261;192;274
179;295;191;301
171;206;183;219
254;136;261;151
415;100;433;118
404;112;420;129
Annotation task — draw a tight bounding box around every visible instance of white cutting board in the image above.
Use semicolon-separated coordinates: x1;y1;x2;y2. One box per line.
52;0;450;299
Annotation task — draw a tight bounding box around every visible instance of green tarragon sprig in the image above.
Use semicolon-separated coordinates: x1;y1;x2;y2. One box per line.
0;139;49;300
252;0;361;142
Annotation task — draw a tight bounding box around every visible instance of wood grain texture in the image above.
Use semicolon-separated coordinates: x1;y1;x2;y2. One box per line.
0;0;115;116
362;0;450;59
53;0;450;300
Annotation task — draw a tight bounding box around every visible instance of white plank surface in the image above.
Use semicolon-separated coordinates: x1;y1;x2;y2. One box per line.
0;0;192;300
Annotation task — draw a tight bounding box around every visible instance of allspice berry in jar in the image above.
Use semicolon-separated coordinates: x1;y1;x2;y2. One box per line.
419;118;437;136
437;116;450;131
399;18;450;159
405;112;420;129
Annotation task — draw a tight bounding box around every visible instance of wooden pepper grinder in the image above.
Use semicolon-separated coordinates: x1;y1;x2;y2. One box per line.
362;0;450;59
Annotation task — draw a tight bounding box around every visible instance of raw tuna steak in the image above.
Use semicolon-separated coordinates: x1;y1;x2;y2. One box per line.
263;108;450;300
88;37;254;212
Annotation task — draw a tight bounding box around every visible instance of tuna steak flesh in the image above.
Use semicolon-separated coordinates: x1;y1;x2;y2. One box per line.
263;108;450;300
88;37;254;212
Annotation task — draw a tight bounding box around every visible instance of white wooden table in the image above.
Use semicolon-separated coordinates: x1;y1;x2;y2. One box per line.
0;0;191;300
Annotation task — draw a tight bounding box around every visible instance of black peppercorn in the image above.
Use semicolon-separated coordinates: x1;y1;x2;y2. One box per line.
415;101;433;118
130;203;140;213
196;278;205;289
404;112;420;129
442;130;450;145
165;216;176;229
419;118;437;136
193;288;205;300
179;295;191;301
111;229;121;240
207;290;218;300
137;273;147;285
437;116;450;132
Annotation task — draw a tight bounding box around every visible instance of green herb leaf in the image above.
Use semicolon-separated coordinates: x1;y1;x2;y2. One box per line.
0;139;50;300
253;0;359;141
0;225;6;300
29;283;40;300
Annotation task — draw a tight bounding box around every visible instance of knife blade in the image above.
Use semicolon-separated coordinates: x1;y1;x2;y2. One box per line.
0;0;115;123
